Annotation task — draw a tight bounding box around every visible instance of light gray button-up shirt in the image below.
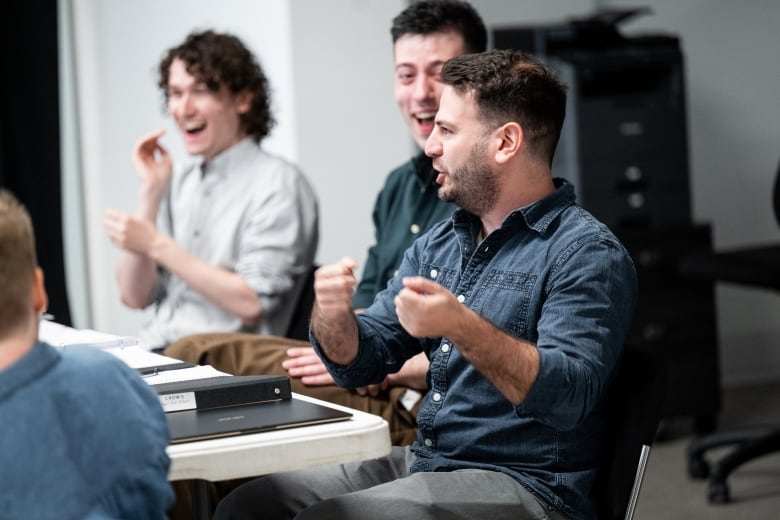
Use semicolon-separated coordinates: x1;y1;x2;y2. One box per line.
141;137;318;348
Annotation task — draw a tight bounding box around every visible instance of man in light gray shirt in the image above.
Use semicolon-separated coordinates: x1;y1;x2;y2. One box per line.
104;30;318;350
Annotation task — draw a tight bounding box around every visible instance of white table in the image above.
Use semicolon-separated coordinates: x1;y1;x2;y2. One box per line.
167;393;392;519
168;393;391;481
38;322;392;517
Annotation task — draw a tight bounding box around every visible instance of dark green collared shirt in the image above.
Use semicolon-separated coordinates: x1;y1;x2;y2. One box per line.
353;152;456;309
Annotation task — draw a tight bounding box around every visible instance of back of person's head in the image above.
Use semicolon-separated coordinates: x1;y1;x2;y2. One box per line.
391;0;487;54
0;189;37;337
441;49;567;166
158;29;275;143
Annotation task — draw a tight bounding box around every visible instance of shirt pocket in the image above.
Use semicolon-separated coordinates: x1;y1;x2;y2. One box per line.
471;268;535;338
419;262;458;289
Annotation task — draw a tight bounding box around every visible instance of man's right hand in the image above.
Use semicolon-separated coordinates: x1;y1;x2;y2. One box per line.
313;257;358;318
309;257;361;367
103;209;160;256
133;129;173;197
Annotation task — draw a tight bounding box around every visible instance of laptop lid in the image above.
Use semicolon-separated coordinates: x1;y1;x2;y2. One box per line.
166;397;352;444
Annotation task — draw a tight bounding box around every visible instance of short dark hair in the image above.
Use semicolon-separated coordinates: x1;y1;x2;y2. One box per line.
0;189;37;337
158;30;275;143
441;49;567;165
391;0;487;54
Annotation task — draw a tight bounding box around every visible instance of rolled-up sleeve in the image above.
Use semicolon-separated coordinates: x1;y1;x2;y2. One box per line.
516;234;638;431
237;168;318;316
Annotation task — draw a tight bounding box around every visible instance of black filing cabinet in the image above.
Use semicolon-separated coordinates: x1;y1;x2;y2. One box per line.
549;46;691;231
619;224;721;430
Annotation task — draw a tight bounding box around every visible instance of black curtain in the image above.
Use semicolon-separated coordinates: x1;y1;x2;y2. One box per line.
1;0;72;326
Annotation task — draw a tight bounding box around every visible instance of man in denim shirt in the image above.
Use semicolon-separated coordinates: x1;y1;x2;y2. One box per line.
215;50;637;520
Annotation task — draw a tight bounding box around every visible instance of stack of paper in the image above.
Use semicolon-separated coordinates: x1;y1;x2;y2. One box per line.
38;320;228;386
39;319;138;349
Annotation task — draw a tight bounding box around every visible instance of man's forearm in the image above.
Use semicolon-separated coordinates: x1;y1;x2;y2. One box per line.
149;234;263;326
116;251;158;309
448;308;539;406
310;303;360;366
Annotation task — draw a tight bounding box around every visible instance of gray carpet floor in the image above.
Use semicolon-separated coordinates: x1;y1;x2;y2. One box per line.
634;381;780;519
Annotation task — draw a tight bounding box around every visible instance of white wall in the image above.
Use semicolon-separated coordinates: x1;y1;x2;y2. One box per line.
59;0;404;337
289;0;407;267
60;0;780;385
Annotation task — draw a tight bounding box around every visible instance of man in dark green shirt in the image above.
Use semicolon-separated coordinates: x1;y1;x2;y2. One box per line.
353;153;457;308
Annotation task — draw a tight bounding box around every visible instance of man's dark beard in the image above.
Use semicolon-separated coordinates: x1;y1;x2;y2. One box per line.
440;138;499;216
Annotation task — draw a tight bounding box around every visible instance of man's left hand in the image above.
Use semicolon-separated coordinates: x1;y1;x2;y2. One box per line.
394;276;462;338
104;209;159;255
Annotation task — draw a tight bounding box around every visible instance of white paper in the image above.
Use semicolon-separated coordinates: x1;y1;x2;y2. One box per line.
39;319;138;349
106;345;183;369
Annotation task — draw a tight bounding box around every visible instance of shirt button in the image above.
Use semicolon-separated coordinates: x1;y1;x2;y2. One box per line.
393;269;399;278
410;224;421;234
441;343;450;353
432;392;442;402
424;438;433;447
430;269;438;279
457;294;465;303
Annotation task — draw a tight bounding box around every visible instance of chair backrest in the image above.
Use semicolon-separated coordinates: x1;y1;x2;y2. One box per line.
772;155;779;228
593;346;667;520
285;265;318;341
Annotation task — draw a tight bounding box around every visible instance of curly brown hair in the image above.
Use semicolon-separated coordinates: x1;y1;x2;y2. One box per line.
158;30;275;143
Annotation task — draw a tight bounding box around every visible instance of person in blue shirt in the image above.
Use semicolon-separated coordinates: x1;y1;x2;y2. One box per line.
0;189;173;519
214;50;638;520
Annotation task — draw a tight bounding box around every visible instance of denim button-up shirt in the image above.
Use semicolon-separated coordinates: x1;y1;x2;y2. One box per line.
316;180;637;520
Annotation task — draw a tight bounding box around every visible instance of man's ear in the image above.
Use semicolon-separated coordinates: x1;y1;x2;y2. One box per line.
235;90;253;115
494;122;523;165
32;267;48;316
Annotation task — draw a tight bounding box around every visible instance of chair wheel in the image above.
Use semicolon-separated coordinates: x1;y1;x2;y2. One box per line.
708;481;730;504
688;456;710;479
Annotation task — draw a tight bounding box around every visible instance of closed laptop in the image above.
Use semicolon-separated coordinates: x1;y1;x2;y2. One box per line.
166;397;352;444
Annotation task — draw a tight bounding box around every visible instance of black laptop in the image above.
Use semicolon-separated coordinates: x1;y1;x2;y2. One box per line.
166;397;353;444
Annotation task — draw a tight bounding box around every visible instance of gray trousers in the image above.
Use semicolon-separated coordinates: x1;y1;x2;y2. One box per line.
214;446;567;520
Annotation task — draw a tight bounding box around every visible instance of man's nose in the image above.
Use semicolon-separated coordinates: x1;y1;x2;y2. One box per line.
424;128;441;157
412;74;435;101
175;92;196;117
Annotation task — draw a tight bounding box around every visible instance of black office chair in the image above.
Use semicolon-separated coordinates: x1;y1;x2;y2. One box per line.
682;155;780;503
593;346;668;520
285;264;318;341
